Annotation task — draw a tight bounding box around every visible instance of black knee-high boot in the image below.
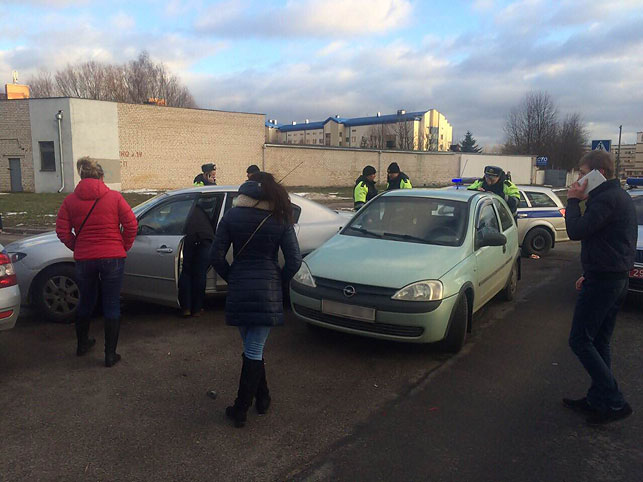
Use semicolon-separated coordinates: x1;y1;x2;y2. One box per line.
104;317;121;367
226;354;263;428
75;317;96;356
255;359;271;414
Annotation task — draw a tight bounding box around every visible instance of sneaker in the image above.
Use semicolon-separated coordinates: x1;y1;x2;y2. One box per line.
563;397;596;414
586;403;633;426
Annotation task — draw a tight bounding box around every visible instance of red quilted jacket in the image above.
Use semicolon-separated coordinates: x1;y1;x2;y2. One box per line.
56;178;138;261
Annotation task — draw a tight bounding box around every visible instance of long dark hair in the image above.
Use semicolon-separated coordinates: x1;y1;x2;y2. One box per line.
254;172;294;225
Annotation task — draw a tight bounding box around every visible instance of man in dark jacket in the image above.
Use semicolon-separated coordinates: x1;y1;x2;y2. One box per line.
354;165;378;211
385;162;412;190
193;163;216;186
563;150;637;425
246;164;260;180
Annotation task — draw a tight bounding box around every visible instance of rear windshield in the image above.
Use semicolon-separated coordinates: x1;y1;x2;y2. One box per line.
342;197;469;246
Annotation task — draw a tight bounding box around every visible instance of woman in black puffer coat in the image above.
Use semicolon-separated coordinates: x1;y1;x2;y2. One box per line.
211;172;302;428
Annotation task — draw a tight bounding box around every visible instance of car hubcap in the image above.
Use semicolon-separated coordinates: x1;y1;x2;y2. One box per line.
533;236;546;251
43;276;79;315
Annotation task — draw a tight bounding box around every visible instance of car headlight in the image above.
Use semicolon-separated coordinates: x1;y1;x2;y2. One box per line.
391;280;443;301
292;262;316;288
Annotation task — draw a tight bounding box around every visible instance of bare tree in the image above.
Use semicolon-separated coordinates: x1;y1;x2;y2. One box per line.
395;120;415;150
552;113;588;170
503;91;558;157
366;124;392;149
27;51;197;108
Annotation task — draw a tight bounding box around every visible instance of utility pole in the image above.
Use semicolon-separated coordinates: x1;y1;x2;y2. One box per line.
616;125;622;179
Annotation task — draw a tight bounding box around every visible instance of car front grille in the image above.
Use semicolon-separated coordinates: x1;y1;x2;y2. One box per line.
294;304;424;338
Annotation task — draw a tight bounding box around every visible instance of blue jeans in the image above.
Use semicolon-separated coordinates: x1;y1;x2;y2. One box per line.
238;326;271;360
178;239;212;313
75;258;125;321
569;276;628;412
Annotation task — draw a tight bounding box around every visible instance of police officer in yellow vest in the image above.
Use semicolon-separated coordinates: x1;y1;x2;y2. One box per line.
468;165;520;214
193;163;217;186
354;165;378;211
385;162;412;190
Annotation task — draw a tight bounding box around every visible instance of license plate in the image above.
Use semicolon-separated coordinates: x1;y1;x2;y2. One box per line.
321;299;375;322
630;268;643;279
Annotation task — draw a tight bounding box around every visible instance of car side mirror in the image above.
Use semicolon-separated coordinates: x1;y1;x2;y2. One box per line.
476;227;507;249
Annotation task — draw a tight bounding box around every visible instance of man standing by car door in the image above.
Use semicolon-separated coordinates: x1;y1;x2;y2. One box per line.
564;150;637;425
354;165;378;211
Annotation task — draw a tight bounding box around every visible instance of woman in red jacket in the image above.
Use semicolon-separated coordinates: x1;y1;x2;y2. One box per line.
56;157;138;367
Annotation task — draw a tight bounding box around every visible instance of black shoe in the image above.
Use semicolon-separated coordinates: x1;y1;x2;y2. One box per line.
587;403;633;426
255;359;271;415
563;397;596;414
77;338;96;356
105;353;121;367
226;355;263;428
225;405;246;428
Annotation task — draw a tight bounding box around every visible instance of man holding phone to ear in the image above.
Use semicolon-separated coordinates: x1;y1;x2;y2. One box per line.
563;150;637;425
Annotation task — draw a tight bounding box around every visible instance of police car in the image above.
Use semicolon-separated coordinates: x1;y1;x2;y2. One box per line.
626;177;643;294
450;180;568;257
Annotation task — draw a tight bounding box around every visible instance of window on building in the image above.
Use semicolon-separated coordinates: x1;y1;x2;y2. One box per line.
39;141;56;171
351;137;356;143
352;129;356;132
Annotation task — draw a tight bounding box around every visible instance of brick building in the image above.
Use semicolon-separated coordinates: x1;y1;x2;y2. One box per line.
0;98;264;192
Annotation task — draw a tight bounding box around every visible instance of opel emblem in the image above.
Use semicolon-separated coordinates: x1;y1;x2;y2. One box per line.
343;285;356;297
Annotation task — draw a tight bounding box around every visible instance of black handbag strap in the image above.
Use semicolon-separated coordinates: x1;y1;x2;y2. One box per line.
235;213;272;259
75;197;101;237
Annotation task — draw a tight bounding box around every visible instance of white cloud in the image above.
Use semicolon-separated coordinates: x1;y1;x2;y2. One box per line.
110;12;135;31
317;41;347;56
196;0;413;37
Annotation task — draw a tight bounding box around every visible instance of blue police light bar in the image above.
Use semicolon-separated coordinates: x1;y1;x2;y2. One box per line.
626;177;643;187
452;178;463;184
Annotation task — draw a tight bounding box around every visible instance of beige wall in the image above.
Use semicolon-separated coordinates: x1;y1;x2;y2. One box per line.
263;144;460;187
118;104;264;189
0;99;34;192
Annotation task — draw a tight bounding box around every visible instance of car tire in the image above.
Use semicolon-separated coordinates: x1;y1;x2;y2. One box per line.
440;294;468;353
501;260;519;301
32;264;80;323
522;227;553;257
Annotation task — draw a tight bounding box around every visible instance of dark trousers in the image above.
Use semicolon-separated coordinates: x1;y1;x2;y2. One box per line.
75;258;125;354
178;238;212;314
568;277;628;412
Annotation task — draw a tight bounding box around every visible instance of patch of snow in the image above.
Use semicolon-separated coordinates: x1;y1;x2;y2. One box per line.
4;212;27;215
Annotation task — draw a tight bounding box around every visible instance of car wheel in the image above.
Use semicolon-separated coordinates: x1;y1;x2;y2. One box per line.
501;260;519;301
522;227;553;257
32;264;80;323
440;294;468;353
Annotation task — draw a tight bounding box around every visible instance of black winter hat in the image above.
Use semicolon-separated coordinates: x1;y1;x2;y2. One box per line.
246;164;260;175
362;165;376;176
387;162;400;173
484;165;503;177
201;163;216;173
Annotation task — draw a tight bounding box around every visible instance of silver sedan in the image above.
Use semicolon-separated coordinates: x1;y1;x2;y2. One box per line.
7;186;350;322
0;243;21;331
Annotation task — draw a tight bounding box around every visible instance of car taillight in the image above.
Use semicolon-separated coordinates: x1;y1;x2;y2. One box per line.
0;252;18;288
559;208;566;217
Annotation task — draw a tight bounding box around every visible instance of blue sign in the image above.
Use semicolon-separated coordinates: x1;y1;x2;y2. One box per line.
536;156;548;167
591;140;611;152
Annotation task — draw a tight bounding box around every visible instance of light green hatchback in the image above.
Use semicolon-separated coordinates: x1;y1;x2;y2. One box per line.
290;189;520;353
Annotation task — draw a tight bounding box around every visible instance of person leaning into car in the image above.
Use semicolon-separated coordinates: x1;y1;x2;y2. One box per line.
468;165;520;215
563;150;637;426
55;157;138;368
354;165;378;211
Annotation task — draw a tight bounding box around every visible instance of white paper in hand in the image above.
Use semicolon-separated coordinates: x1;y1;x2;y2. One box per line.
577;169;606;194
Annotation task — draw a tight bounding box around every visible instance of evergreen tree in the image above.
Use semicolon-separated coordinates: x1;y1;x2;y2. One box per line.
460;131;482;152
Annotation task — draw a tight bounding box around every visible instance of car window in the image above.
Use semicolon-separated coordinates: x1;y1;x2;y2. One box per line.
477;203;500;232
526;191;557;208
519;191;529;208
138;197;195;235
493;199;514;232
197;194;224;227
343;197;468;246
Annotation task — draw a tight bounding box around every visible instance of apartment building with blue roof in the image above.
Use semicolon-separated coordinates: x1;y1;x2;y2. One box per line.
266;108;452;151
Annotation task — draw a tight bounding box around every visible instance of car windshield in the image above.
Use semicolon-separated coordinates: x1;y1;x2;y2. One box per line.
132;193;168;216
343;196;468;246
632;196;643;225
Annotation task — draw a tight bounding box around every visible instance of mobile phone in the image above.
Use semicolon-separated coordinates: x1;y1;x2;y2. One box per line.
577;169;606;193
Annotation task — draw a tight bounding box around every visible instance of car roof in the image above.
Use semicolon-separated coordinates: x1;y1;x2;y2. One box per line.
381;188;482;202
516;185;561;193
165;185;240;196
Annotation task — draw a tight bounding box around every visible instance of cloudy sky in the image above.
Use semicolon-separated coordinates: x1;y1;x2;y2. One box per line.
1;0;642;147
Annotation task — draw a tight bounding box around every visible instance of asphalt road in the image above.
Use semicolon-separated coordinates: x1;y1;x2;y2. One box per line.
0;239;641;481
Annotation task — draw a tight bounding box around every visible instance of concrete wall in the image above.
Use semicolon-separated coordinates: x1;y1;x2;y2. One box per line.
29;98;75;193
263;144;460;187
0;99;34;192
69;99;121;190
117;104;264;189
460;153;536;184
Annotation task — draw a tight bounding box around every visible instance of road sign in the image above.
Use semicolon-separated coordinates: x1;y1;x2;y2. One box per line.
536;156;548;167
591;140;611;152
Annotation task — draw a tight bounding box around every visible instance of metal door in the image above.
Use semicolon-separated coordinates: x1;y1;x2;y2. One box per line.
9;158;23;192
473;200;505;307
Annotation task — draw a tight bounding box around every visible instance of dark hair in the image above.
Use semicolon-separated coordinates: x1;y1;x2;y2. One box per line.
579;150;614;179
253;172;294;225
247;164;260;174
